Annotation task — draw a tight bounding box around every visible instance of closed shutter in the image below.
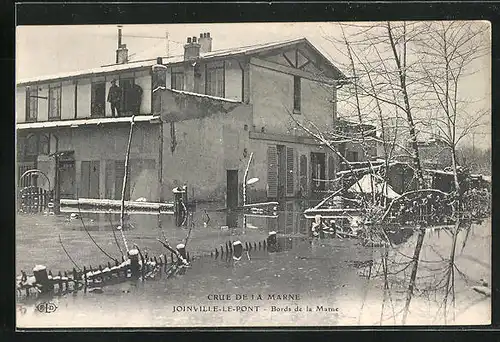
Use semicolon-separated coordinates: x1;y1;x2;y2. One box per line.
299;154;307;194
267;145;278;198
114;160;130;200
105;160;114;199
80;161;90;198
286;147;294;196
89;161;100;198
328;155;336;190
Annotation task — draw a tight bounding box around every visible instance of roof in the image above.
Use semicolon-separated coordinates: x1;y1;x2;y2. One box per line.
16;115;159;130
17;37;345;86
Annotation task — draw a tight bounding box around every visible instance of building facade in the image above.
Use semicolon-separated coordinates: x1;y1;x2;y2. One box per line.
16;32;350;208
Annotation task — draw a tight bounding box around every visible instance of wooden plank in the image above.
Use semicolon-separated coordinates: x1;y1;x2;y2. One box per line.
250;57;337;85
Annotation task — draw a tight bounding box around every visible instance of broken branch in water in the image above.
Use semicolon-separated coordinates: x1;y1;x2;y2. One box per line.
76;189;118;263
107;212;124;257
157;233;189;266
58;234;82;272
183;218;194;248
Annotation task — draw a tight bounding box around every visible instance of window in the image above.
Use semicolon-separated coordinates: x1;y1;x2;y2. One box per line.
39;134;50;155
25;87;38;122
152;67;167;90
25;134;38;157
293;76;301;113
48;84;62;120
206;65;224;97
91;82;106;117
171;72;184;91
346;151;359;162
120;78;134;116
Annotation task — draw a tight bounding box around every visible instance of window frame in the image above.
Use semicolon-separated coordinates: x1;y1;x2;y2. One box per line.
25;86;38;122
293;75;301;113
171;71;184;91
90;81;106;118
205;63;225;98
48;83;62;120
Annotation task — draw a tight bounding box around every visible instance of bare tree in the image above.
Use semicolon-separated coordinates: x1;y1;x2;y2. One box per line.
416;21;490;196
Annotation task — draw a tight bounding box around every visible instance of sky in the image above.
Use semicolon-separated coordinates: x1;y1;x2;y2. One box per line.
16;22;491;149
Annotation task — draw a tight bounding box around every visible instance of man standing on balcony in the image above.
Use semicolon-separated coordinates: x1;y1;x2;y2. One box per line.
108;79;122;117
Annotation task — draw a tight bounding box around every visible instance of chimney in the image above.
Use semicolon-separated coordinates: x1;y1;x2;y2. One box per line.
199;32;213;53
116;44;129;64
116;26;128;64
184;36;201;61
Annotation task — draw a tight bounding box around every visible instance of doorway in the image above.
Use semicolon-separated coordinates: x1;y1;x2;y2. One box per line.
57;160;76;199
226;170;239;210
311;152;326;192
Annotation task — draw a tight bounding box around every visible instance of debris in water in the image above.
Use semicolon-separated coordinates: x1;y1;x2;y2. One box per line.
88;287;103;294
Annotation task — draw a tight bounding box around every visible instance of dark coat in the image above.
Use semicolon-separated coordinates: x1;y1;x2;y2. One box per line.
107;84;122;103
128;84;143;107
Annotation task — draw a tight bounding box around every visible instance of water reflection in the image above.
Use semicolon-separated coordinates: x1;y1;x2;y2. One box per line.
17;200;490;326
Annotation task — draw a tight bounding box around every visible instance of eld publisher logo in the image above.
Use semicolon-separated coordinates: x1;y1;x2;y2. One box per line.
36;302;58;313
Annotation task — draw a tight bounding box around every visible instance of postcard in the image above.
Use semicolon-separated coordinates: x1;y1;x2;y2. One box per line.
15;20;491;328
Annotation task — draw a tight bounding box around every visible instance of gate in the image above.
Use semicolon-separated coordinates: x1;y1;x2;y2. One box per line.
19;186;54;214
18;169;53;214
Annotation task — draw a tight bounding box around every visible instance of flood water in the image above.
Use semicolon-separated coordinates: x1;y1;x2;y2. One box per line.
16;201;491;327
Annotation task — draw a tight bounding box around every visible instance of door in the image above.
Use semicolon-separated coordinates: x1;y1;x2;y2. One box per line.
58;160;76;199
311;152;326;192
226;170;239;210
81;161;100;198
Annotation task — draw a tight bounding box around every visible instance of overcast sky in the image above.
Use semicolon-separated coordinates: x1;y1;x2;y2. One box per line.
16;22;491;149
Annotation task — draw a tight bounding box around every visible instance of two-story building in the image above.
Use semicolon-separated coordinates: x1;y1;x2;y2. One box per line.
16;32;347;208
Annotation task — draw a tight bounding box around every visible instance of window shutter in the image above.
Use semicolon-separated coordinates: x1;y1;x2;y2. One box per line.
286;147;294;196
267;145;278;198
80;161;91;198
89;161;100;198
114;160;130;200
299;154;307;194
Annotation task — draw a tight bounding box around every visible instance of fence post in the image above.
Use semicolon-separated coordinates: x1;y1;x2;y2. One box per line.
33;265;52;293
